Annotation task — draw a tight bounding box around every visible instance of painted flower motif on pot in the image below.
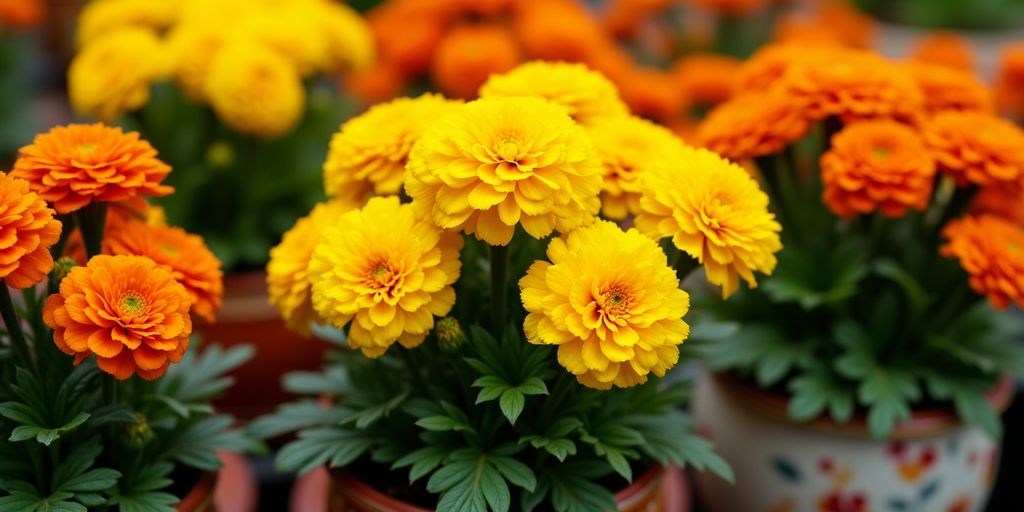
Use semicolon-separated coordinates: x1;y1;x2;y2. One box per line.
636;147;782;298
479;61;630;128
520;220;690;390
405;96;603;246
12;123;173;214
308;196;463;357
0;172;62;289
323;94;461;201
923;111;1024;189
941;214;1024;310
43;254;193;380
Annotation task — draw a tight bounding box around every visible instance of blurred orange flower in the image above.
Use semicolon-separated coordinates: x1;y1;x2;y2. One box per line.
923;111;1024;188
941;215;1024;310
733;43;817;94
0;0;44;29
603;0;674;39
910;32;974;72
814;0;875;48
672;53;740;106
431;24;522;99
779;49;923;123
696;92;810;160
972;187;1024;226
616;66;686;123
44;255;193;380
12;124;173;214
903;62;993;114
0;172;61;289
104;222;224;323
346;63;408;105
995;44;1024;117
513;0;606;62
820;120;936;218
688;0;769;15
368;0;451;77
773;15;846;47
64;198;162;265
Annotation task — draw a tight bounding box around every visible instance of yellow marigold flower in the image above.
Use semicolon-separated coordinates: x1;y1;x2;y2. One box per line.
406;97;603;246
636;148;782;298
68;27;167;121
205;40;305;139
479;61;629;127
520;220;690;390
942;215;1024;310
75;0;176;47
240;0;330;76
318;0;375;73
166;24;237;100
308;196;463;357
586;115;686;220
0;172;62;289
267;197;361;336
323;94;461;200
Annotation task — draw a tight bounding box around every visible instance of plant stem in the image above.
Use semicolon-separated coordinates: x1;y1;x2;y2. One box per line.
48;214;74;261
74;202;108;259
490;244;509;332
103;376;118;406
0;284;32;370
397;349;429;397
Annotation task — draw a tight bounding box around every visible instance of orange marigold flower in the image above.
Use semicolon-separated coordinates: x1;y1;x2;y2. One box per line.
267;198;360;336
773;14;846;47
696;92;810;160
43;254;193;380
369;0;448;77
903;62;993;114
345;63;407;105
910;32;974;71
815;0;875;48
513;0;607;62
0;0;44;29
431;23;522;100
941;215;1024;310
732;43;822;94
923;111;1024;188
820;120;936;218
995;43;1024;117
103;221;223;323
779;48;923;123
0;172;62;289
12;124;173;214
64;198;162;265
687;0;769;15
972;186;1024;226
615;66;687;123
671;53;740;106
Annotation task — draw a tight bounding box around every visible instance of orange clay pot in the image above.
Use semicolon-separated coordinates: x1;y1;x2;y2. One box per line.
176;452;258;512
290;464;690;512
195;271;330;421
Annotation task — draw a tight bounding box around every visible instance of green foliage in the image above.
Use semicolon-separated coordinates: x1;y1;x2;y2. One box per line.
263;319;728;510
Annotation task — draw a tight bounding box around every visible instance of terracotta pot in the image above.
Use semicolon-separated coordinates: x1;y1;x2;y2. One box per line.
195;271;330;421
290;464;690;512
693;371;1014;512
176;452;258;512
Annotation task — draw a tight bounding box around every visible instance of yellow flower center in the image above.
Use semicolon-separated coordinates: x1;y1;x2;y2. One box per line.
77;143;98;154
872;145;891;159
365;259;404;301
598;284;633;319
161;244;179;256
118;292;146;315
1009;240;1021;254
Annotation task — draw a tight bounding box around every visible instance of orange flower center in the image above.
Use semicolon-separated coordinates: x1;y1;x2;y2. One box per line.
365;259;404;300
1009;239;1021;254
118;292;146;316
161;244;179;256
597;284;633;319
872;145;891;159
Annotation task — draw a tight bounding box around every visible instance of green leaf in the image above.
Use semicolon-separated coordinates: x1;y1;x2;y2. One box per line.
8;412;90;446
499;389;526;425
165;416;262;471
275;427;374;474
954;387;1002;438
489;457;536;492
282;367;350;396
110;462;178;512
859;368;920;439
158;344;254;404
392;446;448;484
517;377;548;396
247;401;348;440
542;461;617;512
787;369;856;423
623;412;733;483
873;259;931;312
0;402;43;426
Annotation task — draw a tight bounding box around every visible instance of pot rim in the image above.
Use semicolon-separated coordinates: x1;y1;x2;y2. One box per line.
328;464;666;511
713;370;1015;440
175;470;218;512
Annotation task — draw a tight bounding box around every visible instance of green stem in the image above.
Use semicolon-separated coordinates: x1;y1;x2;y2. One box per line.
48;214;74;261
103;377;118;406
397;349;429;398
490;244;509;331
74;203;108;260
0;284;32;371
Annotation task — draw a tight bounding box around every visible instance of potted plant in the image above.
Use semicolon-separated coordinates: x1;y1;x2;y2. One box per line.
689;42;1024;511
64;0;376;419
246;61;801;510
0;123;261;510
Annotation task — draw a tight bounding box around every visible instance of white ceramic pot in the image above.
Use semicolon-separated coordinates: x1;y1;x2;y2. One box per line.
692;371;1013;512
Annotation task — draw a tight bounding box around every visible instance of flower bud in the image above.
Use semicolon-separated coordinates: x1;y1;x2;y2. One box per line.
50;257;77;285
122;413;154;450
206;140;235;168
435;317;466;353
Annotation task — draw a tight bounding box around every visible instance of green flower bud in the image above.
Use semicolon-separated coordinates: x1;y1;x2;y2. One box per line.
122;413;154;450
205;140;235;168
435;317;466;353
50;257;77;285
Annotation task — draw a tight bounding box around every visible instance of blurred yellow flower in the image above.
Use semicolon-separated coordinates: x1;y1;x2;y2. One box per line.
166;24;236;100
636;147;782;298
520;221;690;390
240;0;330;76
586;115;686;220
204;40;305;139
406;97;603;246
324;94;461;201
268;198;362;336
319;0;376;73
479;61;629;127
309;196;463;358
68;28;168;121
76;0;176;47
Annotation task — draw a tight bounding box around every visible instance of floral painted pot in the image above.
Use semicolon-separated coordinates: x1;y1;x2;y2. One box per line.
693;371;1013;512
289;464;690;512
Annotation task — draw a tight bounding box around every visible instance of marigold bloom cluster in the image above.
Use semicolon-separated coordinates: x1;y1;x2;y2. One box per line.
995;43;1024;118
0;172;62;289
821;121;936;218
267;198;360;336
671;54;740;107
43;255;193;380
696;92;810;160
12;124;172;214
69;0;374;135
910;33;974;71
923;111;1024;188
636;148;782;298
406;96;603;246
903;62;993;115
323;94;461;201
520;221;690;390
308;197;463;357
942;215;1024;310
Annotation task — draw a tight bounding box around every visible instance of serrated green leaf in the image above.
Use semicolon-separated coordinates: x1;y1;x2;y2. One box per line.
787;369;856;423
490;457;536;492
517;378;547;396
392;446;448;484
275;427;374;474
499;389;525;425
